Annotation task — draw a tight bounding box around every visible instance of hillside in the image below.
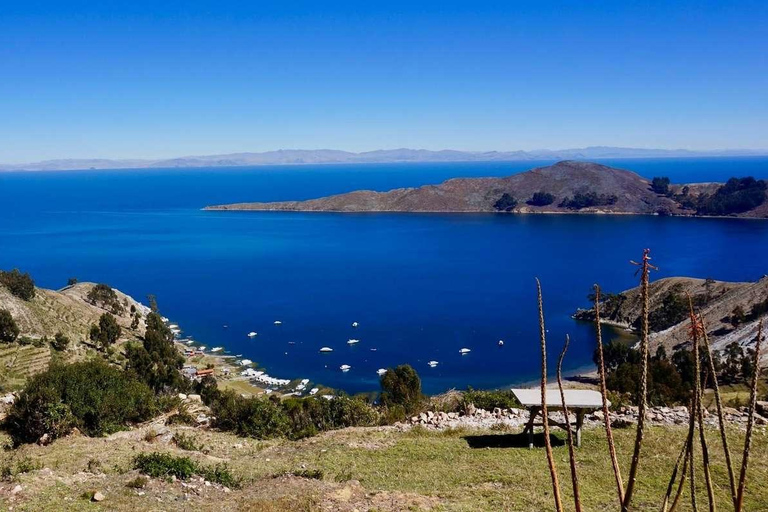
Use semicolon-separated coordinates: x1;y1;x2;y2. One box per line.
0;282;149;389
575;276;768;356
204;161;768;218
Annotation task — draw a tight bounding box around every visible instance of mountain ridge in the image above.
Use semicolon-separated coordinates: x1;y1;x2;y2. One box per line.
204;160;768;218
2;146;767;171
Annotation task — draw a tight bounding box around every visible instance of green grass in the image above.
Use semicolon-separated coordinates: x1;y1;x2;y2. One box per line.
1;423;766;511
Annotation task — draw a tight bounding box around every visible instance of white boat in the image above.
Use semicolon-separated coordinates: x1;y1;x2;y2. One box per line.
376;368;387;376
168;324;179;329
428;360;439;367
247;331;258;337
185;340;194;345
352;322;359;328
340;364;351;372
319;347;333;353
498;340;504;346
198;346;206;351
210;347;223;352
459;348;471;354
347;339;360;344
274;320;282;325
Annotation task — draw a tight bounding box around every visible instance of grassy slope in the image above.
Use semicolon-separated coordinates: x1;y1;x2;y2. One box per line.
1;422;766;511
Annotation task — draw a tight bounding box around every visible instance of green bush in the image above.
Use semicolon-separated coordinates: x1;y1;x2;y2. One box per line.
51;332;70;351
462;388;521;410
210;391;378;440
493;193;518;212
527;191;555;206
172;432;201;451
90;313;121;349
695;177;767;216
134;452;196;480
0;309;20;343
134;453;240;487
0;269;35;301
5;360;156;444
380;364;424;416
559;189;618;209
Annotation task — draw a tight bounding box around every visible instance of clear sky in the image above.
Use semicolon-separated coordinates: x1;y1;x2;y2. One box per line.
1;1;767;162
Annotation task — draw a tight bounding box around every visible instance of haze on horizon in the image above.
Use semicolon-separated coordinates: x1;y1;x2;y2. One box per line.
2;1;767;163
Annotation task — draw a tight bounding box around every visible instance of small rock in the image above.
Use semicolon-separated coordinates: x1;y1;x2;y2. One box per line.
11;484;22;495
187;394;202;402
178;393;188;400
92;491;105;502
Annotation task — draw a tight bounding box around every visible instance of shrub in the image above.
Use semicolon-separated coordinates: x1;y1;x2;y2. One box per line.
5;360;156;444
0;269;35;301
86;284;124;315
67;277;78;286
211;391;291;439
134;452;196;480
462;388;521;410
0;309;20;343
493;193;518;212
51;332;70;351
133;453;240;488
559;189;618;209
126;475;149;489
172;432;201;451
527;191;555;206
380;364;424;416
651;176;671;195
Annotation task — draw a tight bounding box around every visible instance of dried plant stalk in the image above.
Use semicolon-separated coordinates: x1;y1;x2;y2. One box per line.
685;297;705;512
662;437;690;512
700;318;737;507
735;319;763;512
557;334;582;512
536;278;563;512
593;284;625;505
623;249;654;512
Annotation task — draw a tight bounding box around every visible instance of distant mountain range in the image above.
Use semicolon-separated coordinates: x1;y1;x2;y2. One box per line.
1;147;766;171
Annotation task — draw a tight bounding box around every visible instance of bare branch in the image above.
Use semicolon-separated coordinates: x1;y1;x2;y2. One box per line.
557;334;582;512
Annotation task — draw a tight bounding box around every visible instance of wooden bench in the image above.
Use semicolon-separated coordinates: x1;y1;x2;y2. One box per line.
511;388;606;448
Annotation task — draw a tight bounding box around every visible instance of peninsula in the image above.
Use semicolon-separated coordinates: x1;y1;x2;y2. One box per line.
205;161;768;218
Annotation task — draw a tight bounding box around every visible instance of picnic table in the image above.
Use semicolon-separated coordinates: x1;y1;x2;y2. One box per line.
510;388;606;448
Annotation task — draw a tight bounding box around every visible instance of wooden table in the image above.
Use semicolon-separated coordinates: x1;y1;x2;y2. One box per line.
510;388;606;448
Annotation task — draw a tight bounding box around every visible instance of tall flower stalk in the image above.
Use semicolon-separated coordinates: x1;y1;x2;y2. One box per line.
623;249;655;512
735;319;763;512
536;278;563;512
593;284;624;506
557;334;582;512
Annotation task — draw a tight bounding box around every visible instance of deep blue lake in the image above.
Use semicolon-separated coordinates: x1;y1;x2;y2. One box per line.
1;157;767;394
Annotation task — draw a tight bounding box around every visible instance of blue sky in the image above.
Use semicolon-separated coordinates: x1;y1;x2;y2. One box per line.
1;1;766;162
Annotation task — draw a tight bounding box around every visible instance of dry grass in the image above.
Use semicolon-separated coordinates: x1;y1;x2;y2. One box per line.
0;422;766;511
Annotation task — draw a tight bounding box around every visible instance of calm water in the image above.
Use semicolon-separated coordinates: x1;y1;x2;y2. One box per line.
1;157;767;394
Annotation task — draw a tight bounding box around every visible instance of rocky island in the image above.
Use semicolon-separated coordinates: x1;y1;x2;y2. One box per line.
205;160;768;218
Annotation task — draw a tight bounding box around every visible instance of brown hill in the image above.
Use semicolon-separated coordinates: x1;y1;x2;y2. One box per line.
575;276;768;357
204;161;767;217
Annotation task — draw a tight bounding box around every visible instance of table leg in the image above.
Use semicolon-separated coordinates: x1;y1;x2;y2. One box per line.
526;407;538;449
576;410;584;448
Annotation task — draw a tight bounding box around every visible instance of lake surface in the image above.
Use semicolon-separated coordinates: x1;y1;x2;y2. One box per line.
1;157;767;394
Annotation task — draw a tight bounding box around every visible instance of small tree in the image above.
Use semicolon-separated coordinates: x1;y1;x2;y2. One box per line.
380;364;424;415
0;269;36;301
493;193;518;212
91;313;121;349
651;176;671;195
528;191;555;206
0;309;20;343
87;284;124;315
51;332;70;351
730;305;746;328
67;277;78;286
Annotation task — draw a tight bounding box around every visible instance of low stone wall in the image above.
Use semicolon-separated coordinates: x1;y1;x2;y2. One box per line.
407;402;768;431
